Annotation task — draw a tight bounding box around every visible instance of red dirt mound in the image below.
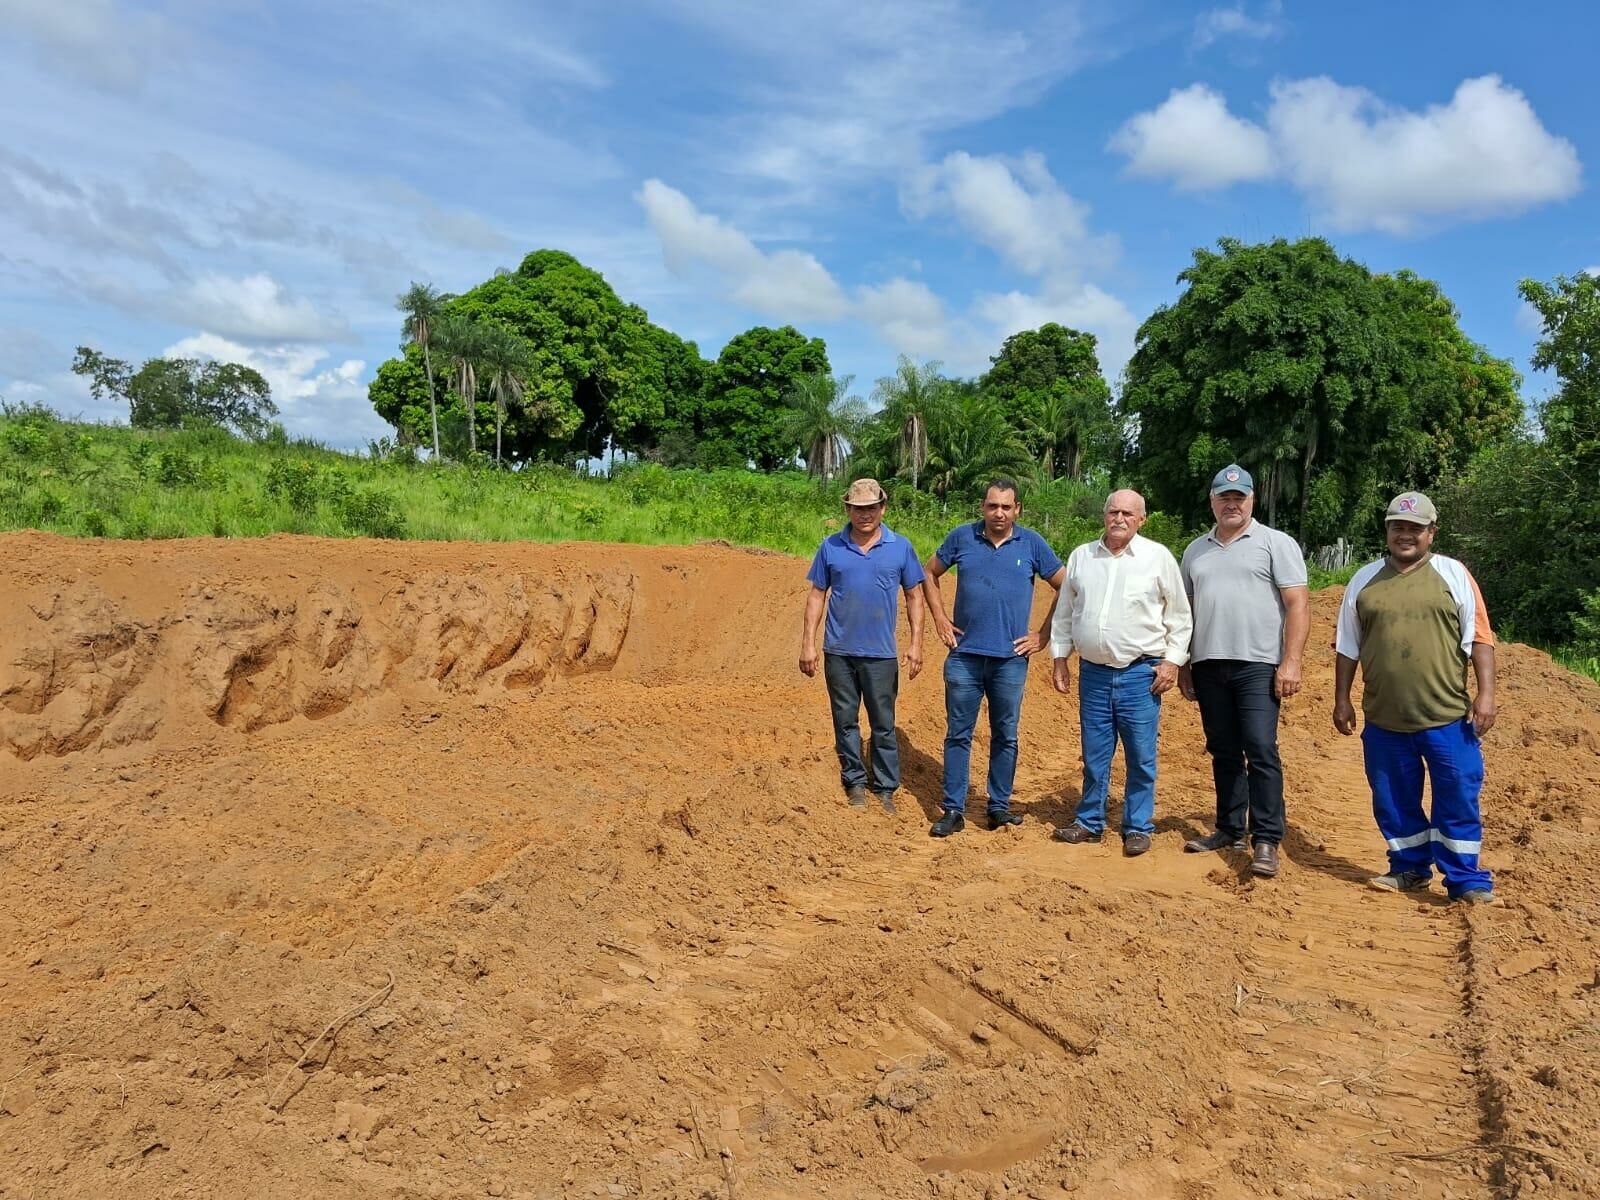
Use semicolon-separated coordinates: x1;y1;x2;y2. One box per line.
1;532;1597;1200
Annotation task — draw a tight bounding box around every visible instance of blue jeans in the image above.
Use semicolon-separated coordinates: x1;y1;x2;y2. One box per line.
822;653;901;792
1362;717;1492;896
941;651;1029;815
1074;658;1162;836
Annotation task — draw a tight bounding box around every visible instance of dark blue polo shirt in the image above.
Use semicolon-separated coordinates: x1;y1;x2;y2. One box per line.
935;522;1064;658
805;525;927;659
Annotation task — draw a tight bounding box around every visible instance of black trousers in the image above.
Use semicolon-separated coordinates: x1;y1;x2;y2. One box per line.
823;653;901;792
1192;659;1285;845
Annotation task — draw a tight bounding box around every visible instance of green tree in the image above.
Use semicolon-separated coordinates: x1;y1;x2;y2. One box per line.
433;315;488;456
397;281;447;459
370;250;710;465
922;383;1034;501
367;343;435;447
1444;272;1600;646
780;373;866;479
982;323;1113;479
477;324;537;465
869;356;944;491
72;346;276;438
702;325;831;469
1119;238;1518;545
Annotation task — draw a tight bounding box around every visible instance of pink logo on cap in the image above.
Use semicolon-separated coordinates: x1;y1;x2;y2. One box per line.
1225;469;1239;482
1398;497;1417;513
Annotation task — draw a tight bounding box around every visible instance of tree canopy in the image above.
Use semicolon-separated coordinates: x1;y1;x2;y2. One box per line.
1119;238;1520;545
981;324;1114;481
72;346;277;439
700;325;832;470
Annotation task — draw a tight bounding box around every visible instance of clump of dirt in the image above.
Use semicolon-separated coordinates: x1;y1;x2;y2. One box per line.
1;531;1597;1199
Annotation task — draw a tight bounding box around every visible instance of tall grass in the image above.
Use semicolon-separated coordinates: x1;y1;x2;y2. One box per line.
0;409;1171;559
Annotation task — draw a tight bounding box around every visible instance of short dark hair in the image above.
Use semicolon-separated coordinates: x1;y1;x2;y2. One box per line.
983;477;1021;504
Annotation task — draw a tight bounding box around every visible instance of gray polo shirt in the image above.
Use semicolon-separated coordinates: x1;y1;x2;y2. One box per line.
1181;519;1308;664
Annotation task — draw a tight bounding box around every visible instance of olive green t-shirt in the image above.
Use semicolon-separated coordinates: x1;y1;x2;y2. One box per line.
1341;557;1487;733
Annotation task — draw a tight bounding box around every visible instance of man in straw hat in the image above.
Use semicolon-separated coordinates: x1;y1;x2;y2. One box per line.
800;478;927;814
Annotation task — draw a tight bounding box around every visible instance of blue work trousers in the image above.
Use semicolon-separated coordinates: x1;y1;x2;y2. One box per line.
1362;717;1492;897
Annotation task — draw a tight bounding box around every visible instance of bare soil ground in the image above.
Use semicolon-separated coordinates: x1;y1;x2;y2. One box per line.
1;532;1597;1200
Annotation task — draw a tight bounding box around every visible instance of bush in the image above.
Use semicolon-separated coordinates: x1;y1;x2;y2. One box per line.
337;489;406;538
154;447;201;488
265;459;323;514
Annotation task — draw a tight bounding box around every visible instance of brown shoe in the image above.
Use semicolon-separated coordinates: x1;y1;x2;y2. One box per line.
1052;824;1103;844
1123;832;1152;857
1251;841;1279;878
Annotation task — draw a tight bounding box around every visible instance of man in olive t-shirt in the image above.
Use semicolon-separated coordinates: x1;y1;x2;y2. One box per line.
1333;492;1498;903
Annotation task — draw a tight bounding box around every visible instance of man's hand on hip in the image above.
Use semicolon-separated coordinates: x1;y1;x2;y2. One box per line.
1012;630;1044;656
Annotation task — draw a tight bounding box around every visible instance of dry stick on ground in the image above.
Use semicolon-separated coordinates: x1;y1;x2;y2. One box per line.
266;971;395;1113
1388;1141;1572;1170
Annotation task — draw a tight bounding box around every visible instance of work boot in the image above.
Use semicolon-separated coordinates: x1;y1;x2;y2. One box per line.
846;785;868;809
930;811;965;838
986;810;1023;831
1052;824;1102;844
1122;832;1152;857
1368;869;1430;893
875;790;898;816
1250;841;1279;878
1184;829;1246;853
1458;889;1498;906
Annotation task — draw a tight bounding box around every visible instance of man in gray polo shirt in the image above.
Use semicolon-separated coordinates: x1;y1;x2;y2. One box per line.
1178;465;1310;879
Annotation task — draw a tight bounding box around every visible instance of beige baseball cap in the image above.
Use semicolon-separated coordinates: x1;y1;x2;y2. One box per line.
1385;491;1438;524
844;478;886;506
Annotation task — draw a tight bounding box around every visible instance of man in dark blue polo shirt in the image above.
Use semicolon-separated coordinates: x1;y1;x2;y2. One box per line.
922;478;1066;837
800;478;927;814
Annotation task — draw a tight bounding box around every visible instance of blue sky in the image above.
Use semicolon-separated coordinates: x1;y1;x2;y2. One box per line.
1;0;1595;448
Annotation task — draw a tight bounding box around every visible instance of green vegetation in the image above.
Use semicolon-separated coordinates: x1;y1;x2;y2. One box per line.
9;237;1599;685
1120;237;1521;546
0;404;1136;557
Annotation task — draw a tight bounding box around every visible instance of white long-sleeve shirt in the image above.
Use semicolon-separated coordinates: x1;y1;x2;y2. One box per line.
1048;533;1192;667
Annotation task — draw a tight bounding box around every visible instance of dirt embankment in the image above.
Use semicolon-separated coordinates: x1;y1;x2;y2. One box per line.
1;532;1597;1200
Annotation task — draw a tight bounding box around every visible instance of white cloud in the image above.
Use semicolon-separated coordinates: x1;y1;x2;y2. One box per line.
904;151;1118;281
856;278;951;358
636;179;850;321
647;0;1092;195
1110;74;1582;235
164;333;385;449
1269;75;1582;234
1192;2;1283;51
974;283;1139;384
0;0;174;93
1108;84;1274;191
178;274;347;343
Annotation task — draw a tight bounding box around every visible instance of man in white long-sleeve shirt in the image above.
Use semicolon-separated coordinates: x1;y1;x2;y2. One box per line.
1048;489;1192;856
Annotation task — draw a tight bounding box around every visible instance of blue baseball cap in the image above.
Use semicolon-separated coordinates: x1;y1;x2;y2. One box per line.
1210;464;1253;496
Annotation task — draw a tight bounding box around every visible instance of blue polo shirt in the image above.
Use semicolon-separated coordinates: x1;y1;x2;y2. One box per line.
935;522;1064;658
805;525;926;659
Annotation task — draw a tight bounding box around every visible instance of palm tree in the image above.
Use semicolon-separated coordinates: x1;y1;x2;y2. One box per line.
871;356;944;491
1023;380;1110;481
781;373;867;480
434;315;488;457
477;325;535;465
396;282;445;459
922;385;1034;501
